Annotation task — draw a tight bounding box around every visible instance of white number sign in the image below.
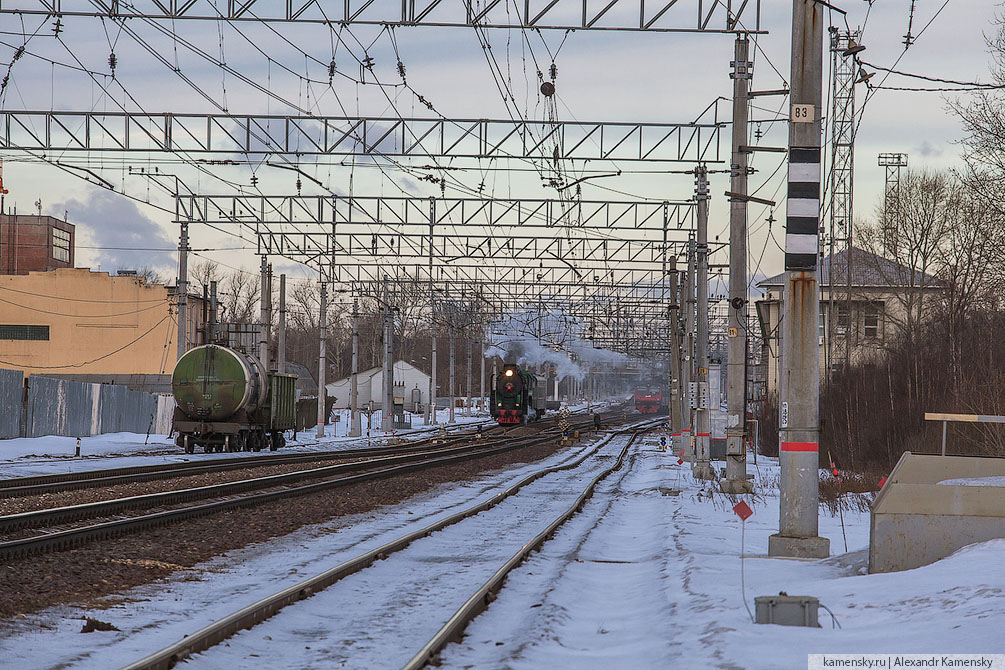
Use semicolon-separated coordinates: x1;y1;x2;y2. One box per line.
791;104;815;123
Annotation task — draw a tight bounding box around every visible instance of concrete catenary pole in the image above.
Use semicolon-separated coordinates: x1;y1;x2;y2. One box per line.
259;256;270;370
316;281;327;439
176;221;189;360
681;244;695;461
668;258;684;454
382;278;394;432
723;34;754;494
278;274;287;374
479;327;486;414
427;197;437;425
465;330;472;417
769;0;830;559
208;280;218;343
448;309;456;423
693;166;714;480
350;298;361;437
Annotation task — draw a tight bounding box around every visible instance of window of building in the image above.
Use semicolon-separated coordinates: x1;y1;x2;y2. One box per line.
52;228;71;262
837;304;850;335
0;325;49;340
864;303;883;338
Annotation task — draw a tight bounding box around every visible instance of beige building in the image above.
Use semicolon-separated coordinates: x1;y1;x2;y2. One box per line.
0;268;204;381
755;247;943;398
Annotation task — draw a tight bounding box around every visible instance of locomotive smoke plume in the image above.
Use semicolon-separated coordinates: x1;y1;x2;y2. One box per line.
485;308;628;380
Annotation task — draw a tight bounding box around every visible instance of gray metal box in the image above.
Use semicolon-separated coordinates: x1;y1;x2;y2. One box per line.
754;594;820;627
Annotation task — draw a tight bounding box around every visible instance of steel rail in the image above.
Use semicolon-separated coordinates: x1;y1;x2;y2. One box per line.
403;431;642;668
0;418;509;492
0;422;604;562
0;410;609;498
120;418;656;670
0;409;612;497
0;434;537;533
0;431;487;499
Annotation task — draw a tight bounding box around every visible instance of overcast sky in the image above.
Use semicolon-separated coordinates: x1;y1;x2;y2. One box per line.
0;0;1000;298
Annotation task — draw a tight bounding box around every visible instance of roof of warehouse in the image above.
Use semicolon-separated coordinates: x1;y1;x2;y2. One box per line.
758;246;944;289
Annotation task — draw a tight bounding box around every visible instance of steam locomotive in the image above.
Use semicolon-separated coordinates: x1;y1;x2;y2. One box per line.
490;363;546;425
171;344;297;453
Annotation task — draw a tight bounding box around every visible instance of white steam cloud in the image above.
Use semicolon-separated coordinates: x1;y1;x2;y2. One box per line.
485;307;629;381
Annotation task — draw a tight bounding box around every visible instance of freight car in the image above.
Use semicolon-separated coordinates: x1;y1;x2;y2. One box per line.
171;344;297;453
490;364;546;425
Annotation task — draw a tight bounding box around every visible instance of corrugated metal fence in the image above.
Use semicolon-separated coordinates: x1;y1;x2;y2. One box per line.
0;368;175;438
0;368;23;439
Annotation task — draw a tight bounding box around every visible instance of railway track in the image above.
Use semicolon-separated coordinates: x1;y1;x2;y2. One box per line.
119;418;657;670
0;409;622;499
0;411;621;562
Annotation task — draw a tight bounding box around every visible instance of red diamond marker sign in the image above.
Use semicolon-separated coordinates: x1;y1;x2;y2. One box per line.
676;458;684;465
732;500;753;521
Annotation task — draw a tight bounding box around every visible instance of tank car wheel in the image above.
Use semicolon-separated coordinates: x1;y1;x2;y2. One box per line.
253;431;264;452
268;432;278;451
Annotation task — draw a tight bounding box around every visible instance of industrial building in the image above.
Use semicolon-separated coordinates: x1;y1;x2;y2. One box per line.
325;361;431;412
0;214;75;275
0;267;205;389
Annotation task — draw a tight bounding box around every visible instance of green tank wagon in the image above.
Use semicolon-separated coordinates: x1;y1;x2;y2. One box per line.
171;344;297;453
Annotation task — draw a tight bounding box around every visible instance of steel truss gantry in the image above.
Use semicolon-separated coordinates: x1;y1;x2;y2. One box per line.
0;0;762;32
1;112;723;163
347;272;680;355
176;193;712;357
177;194;698;279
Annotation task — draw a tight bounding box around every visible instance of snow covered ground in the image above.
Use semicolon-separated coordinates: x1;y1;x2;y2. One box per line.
0;408;501;480
2;427;1002;669
0;402;614;480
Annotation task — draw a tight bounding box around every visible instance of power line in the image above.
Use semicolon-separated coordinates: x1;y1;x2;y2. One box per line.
859;60;1002;89
0;313;171;369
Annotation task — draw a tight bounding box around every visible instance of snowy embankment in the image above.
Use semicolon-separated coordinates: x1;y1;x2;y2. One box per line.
0;403;610;479
0;407;502;480
1;429;1001;669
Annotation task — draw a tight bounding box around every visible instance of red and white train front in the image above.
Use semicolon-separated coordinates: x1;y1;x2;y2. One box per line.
634;386;663;414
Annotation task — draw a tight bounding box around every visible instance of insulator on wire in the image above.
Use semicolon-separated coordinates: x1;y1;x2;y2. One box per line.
549;63;558;80
328;59;336;83
108;51;117;74
296;177;302;194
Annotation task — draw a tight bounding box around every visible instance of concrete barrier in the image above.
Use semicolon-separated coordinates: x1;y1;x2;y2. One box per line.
869;452;1005;573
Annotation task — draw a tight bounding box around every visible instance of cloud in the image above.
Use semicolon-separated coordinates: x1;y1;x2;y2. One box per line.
916;141;944;158
52;190;175;276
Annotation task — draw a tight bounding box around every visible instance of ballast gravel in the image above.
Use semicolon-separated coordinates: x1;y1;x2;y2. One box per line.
0;438;572;618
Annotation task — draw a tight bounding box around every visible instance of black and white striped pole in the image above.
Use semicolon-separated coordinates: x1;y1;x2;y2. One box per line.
769;0;830;558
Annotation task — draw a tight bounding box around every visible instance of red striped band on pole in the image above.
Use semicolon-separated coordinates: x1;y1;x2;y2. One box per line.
780;441;818;452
